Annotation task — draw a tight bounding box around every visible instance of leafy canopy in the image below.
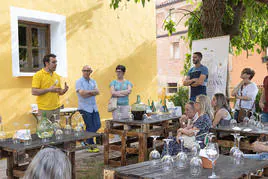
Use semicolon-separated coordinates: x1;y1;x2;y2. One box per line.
110;0;268;54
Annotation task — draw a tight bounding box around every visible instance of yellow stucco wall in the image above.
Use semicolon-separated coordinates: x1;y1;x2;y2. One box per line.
0;0;157;135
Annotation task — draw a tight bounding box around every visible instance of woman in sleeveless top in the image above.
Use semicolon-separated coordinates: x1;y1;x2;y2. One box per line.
110;65;133;120
211;93;231;127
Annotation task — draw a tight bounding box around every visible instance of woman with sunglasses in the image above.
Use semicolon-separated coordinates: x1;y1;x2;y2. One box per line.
110;65;133;119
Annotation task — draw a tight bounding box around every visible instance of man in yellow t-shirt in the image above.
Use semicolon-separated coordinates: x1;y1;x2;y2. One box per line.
32;54;69;121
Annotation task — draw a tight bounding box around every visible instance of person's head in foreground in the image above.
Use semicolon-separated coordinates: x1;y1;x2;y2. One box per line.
24;147;71;179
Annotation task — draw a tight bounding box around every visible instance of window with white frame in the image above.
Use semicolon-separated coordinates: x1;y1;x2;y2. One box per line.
170;42;180;59
19;21;50;72
10;6;67;77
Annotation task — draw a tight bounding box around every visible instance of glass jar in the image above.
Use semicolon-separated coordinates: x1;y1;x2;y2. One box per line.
36;112;54;139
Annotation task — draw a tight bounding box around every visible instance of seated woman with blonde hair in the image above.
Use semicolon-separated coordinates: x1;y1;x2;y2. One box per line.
162;95;213;156
211;93;232;127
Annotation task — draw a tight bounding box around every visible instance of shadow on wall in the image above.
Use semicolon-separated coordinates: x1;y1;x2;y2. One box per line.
0;24;10;45
91;40;158;119
66;2;103;40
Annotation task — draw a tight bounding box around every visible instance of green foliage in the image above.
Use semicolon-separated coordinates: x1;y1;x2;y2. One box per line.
186;0;268;54
169;86;189;113
181;53;191;76
164;19;176;36
164;0;268;54
110;0;150;10
255;89;262;113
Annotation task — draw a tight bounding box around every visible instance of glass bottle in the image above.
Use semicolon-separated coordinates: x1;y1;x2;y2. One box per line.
36;112;54;140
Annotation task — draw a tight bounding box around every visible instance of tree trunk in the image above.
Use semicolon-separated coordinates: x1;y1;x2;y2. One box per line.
201;0;226;38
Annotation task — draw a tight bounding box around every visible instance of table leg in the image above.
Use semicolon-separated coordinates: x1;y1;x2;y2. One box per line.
121;132;126;166
138;133;148;162
69;151;76;179
6;152;18;179
104;130;109;165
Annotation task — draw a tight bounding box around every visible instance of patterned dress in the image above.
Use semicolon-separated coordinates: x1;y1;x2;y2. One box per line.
161;113;212;156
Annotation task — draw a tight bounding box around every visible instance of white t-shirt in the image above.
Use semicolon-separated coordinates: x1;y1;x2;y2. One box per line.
235;82;258;110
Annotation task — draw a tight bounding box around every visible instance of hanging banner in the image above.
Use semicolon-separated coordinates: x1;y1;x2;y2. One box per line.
191;35;230;98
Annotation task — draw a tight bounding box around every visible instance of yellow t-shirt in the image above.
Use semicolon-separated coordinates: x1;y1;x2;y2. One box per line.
32;68;62;110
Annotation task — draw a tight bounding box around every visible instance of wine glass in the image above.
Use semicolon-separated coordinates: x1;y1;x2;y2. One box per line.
256;114;264;129
206;142;220;178
149;136;161;166
233;135;244;165
230;118;237;128
64;116;72;135
243;116;249;127
174;137;188;169
42;132;51;143
128;111;134;121
161;138;174;172
230;133;239;156
24;124;32;145
248;115;256;126
12;122;20;144
52;113;60;130
190;154;202;177
192;130;201;156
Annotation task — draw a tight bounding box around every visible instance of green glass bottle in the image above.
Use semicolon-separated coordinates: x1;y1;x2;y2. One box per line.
36;112;54;139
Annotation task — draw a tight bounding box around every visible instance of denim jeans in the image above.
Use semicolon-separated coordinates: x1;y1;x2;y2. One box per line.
261;112;268;123
79;110;101;144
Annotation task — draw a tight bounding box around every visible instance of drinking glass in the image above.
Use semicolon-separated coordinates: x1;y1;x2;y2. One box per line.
174;137;188;169
243;116;249;127
248;115;256;126
149;136;161;166
12;122;20;144
41;132;51;143
191;130;201;156
190;155;202;177
233;135;244;165
206;142;220;178
230;133;239;156
256;114;264;129
64;116;72;135
127;112;133;122
24;124;32;145
230;118;237;128
52;113;61;130
161;138;174;172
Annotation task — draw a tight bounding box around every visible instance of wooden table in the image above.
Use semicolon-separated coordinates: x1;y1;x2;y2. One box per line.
210;124;268;151
104;155;268;179
0;131;100;179
104;115;179;167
